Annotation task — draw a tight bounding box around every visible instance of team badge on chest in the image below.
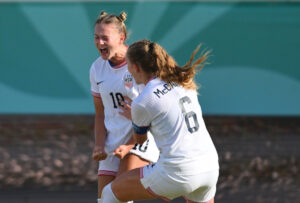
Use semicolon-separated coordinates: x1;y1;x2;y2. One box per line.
123;72;133;90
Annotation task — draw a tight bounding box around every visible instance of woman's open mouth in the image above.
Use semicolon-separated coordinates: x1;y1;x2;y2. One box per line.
99;48;109;58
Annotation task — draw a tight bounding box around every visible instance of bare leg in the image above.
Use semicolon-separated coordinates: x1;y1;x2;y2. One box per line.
112;168;155;202
117;153;150;176
98;175;115;198
100;154;149;200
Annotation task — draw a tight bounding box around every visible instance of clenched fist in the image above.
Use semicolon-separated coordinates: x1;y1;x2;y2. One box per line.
113;145;131;159
92;146;107;161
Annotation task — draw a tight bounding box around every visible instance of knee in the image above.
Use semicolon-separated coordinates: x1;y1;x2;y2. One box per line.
101;183;121;203
111;181;129;202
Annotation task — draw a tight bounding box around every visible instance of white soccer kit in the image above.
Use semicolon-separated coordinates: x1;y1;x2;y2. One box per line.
89;57;159;176
132;78;219;202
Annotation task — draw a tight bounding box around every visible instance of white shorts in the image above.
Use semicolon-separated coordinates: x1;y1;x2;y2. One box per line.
140;163;219;202
98;135;159;176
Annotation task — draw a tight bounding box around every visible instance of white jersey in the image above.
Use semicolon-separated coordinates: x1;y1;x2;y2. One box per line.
90;57;142;153
132;78;219;173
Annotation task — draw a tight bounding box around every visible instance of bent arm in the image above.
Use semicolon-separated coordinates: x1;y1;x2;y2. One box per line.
132;123;148;145
133;132;148;145
131;101;150;145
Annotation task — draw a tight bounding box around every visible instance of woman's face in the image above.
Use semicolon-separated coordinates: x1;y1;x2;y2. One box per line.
126;56;142;85
94;23;125;60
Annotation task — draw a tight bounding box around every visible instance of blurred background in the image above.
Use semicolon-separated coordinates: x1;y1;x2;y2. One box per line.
0;0;299;202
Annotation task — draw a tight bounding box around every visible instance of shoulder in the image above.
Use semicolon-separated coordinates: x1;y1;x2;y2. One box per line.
184;88;199;101
132;79;162;109
90;56;105;73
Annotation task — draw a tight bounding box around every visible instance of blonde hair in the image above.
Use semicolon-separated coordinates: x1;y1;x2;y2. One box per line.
127;40;210;90
95;11;128;41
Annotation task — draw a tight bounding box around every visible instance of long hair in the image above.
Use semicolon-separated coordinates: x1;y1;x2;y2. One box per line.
95;11;128;41
127;40;210;90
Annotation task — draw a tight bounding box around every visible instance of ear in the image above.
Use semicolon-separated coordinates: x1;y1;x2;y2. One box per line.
133;64;140;72
120;33;125;43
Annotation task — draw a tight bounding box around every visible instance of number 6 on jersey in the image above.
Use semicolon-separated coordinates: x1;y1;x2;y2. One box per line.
179;96;199;133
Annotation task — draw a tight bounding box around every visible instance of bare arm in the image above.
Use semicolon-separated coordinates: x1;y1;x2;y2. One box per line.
134;132;147;145
115;96;138;159
92;96;107;161
119;96;148;145
117;96;147;157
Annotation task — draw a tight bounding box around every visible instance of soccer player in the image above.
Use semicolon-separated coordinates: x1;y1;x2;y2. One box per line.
100;40;219;203
89;13;159;203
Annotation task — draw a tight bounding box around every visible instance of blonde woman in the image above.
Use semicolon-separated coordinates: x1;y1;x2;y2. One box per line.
101;40;219;203
90;13;159;203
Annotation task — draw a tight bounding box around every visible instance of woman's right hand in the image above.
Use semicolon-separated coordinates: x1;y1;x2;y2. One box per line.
92;146;107;161
119;96;132;120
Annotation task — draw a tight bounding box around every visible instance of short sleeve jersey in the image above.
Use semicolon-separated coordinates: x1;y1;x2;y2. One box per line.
131;78;219;173
90;57;142;153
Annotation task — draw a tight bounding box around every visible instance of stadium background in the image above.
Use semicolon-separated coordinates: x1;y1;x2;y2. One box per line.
0;0;299;202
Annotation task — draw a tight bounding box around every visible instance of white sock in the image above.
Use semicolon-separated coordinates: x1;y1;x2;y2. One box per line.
97;198;102;203
101;183;123;203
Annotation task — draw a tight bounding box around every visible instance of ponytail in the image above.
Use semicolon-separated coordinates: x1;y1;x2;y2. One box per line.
127;40;210;90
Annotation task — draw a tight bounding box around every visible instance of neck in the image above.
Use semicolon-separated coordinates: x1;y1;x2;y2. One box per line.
110;45;127;65
143;74;156;85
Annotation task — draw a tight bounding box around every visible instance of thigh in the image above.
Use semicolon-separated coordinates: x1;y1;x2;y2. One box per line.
117;153;150;176
98;175;115;198
112;168;155;202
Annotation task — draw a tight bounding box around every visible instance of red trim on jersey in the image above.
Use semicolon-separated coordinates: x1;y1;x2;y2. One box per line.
110;60;127;69
146;187;170;202
183;196;214;203
92;91;101;98
98;170;117;177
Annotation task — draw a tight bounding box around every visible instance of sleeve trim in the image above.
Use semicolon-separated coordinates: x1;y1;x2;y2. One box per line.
92;91;101;98
132;122;149;135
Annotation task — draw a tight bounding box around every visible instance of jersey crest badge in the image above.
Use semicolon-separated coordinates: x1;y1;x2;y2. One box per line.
123;72;133;90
